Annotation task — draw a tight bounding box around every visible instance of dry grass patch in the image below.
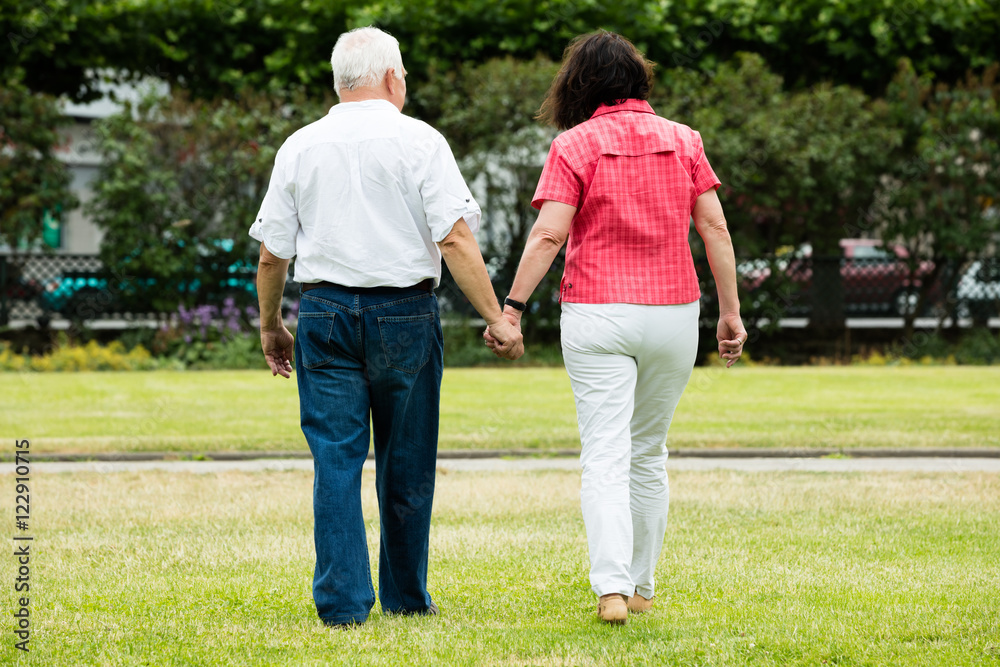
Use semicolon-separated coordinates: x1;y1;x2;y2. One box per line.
1;468;998;665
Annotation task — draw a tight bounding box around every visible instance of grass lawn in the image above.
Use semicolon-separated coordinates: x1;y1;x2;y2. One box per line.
2;468;997;665
2;366;999;454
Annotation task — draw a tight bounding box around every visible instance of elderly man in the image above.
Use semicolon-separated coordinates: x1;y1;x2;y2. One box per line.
250;26;521;627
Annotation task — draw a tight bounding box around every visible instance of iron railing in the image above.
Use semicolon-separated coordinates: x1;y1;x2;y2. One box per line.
2;253;997;327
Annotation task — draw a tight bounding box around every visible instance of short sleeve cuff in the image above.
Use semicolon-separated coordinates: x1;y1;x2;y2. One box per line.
249;219;297;259
532;144;580;210
691;131;721;197
428;199;482;242
693;176;721;197
531;191;580;210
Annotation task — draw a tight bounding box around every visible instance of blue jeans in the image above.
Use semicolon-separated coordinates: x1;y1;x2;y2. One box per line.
295;284;443;626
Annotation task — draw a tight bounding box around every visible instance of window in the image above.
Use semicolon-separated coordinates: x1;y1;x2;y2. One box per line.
851;245;891;259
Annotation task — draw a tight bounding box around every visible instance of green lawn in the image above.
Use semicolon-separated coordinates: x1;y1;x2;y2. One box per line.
3;468;997;665
2;366;999;454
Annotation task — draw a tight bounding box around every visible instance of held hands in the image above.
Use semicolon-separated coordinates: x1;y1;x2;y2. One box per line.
483;309;524;360
717;312;748;368
261;325;294;378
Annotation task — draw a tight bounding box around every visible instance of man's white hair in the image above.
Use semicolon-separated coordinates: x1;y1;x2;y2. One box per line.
331;27;403;95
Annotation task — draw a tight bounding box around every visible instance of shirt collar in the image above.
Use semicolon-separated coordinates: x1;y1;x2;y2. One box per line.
328;99;400;115
590;99;655;119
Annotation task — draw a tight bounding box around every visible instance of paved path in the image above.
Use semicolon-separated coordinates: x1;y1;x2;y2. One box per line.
10;457;1000;475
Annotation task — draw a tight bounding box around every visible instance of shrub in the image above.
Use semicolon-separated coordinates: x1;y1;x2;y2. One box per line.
443;323;563;367
0;340;158;371
857;329;999;365
152;298;270;370
954;328;1000;365
0;73;76;249
86;88;331;313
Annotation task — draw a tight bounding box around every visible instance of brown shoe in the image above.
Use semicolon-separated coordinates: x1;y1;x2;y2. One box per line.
627;593;653;613
597;594;628;625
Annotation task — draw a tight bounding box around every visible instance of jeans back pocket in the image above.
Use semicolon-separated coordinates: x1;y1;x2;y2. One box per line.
297;311;337;369
378;313;435;374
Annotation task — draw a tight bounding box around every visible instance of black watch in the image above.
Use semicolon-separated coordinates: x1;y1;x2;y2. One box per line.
504;297;527;312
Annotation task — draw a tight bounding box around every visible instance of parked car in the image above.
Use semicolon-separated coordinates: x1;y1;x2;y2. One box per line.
38;260;264;319
844;240;940;316
40;272;119;319
0;266;44;323
729;240;943;318
784;240;941;317
955;259;1000;320
3;275;43;303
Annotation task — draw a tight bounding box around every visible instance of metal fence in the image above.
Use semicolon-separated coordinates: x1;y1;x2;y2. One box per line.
0;254;197;326
1;254;110;325
702;254;999;325
2;253;998;327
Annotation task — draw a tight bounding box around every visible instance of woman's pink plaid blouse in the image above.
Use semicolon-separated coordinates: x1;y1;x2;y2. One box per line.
531;99;721;305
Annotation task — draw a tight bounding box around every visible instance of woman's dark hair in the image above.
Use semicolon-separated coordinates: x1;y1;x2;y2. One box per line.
537;31;655;130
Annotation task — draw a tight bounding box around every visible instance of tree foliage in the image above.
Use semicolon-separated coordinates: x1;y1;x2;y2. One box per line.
356;0;1000;97
660;53;900;255
85;87;332;311
421;54;905;332
421;57;561;335
11;0;993;332
0;71;76;249
865;61;1000;332
4;0;998;105
652;54;902;328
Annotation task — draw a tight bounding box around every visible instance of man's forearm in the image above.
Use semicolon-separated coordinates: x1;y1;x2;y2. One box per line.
439;222;503;326
257;244;290;329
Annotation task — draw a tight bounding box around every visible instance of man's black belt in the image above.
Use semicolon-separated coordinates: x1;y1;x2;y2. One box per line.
301;278;433;294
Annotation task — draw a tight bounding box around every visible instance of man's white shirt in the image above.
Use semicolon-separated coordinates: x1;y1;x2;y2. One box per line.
249;99;481;287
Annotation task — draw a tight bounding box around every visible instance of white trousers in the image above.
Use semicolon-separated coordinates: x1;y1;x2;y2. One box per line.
561;301;699;599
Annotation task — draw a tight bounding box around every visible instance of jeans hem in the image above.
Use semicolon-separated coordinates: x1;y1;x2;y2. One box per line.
320;611;370;626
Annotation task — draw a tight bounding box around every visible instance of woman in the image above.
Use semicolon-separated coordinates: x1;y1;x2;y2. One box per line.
486;31;747;624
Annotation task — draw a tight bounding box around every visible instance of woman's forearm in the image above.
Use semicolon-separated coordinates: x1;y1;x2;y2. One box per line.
703;227;740;315
507;200;577;311
693;189;740;315
508;233;565;305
